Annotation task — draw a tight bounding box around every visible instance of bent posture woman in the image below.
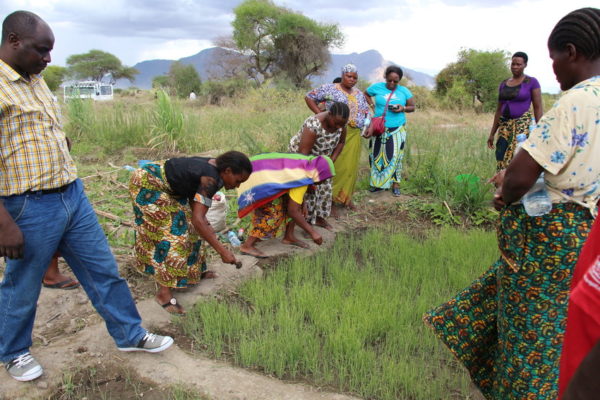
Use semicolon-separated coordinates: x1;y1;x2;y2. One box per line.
129;151;252;315
237;153;335;258
425;7;600;399
289;102;349;230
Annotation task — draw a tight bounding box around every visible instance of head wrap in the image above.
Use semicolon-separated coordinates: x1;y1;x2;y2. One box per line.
341;63;357;74
237;153;335;218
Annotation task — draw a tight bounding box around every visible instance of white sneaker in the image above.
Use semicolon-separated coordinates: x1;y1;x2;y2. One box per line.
118;332;174;353
5;352;43;382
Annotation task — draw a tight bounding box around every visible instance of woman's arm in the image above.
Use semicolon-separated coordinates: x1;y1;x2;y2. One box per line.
495;150;543;209
531;87;543;123
298;126;317;155
488;101;503;149
190;191;237;265
364;91;375;111
330;126;347;162
287;197;322;244
305;96;322;114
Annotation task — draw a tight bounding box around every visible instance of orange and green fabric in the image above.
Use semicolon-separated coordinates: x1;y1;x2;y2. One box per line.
424;203;593;399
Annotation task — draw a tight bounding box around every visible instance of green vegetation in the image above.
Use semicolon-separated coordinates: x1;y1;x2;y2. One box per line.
231;0;343;87
436;49;510;112
66;49;138;84
153;61;203;98
182;228;498;399
42;65;68;92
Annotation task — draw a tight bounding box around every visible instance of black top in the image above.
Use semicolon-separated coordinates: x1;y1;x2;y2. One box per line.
164;157;223;204
499;81;521;119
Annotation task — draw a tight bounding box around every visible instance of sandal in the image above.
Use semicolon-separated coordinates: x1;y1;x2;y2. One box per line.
42;278;80;290
157;297;185;315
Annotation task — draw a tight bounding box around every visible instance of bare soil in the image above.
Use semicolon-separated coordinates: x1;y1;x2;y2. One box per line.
0;190;468;400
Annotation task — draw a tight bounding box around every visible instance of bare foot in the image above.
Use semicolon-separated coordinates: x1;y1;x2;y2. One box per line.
315;217;333;231
240;246;269;258
201;270;218;279
282;238;310;249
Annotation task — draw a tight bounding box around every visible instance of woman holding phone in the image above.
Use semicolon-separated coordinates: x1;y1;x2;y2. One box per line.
364;65;415;196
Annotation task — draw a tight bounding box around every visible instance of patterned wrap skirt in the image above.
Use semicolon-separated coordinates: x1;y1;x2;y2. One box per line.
129;162;206;288
249;197;288;239
424;203;593;400
495;111;532;171
369;125;407;189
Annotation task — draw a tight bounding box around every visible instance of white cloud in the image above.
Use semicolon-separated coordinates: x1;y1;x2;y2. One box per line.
4;0;593;93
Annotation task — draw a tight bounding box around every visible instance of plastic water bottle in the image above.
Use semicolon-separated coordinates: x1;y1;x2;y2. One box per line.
515;131;552;216
522;175;552;216
361;114;371;137
227;231;241;247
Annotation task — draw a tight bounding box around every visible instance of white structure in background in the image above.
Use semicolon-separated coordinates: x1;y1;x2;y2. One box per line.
63;81;114;101
189;91;197;100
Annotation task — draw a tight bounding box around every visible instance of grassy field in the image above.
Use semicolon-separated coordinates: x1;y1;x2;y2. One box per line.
182;227;498;399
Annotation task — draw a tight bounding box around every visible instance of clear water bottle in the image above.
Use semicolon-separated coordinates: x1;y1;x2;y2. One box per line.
227;231;241;247
522;175;552;216
515;130;552;216
361;114;371;137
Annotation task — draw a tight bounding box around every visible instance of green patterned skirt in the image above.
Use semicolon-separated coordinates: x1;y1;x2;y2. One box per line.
424;203;592;399
129;162;207;288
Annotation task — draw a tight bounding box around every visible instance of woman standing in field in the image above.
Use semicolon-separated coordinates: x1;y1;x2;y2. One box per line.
364;65;415;197
237;153;335;258
289;101;349;230
129;151;252;315
487;51;543;171
425;7;600;399
305;64;370;209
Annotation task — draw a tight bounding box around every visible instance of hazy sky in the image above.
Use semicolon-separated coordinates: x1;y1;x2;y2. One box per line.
2;0;595;92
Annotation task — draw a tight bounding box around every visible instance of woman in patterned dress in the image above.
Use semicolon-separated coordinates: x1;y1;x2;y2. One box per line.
487;52;543;172
424;8;600;399
289;102;349;230
305;64;370;209
129;151;252;315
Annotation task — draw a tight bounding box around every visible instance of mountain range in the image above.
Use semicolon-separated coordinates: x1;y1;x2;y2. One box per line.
117;48;435;90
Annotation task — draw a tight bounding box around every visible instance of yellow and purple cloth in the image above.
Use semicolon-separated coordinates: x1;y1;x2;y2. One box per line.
237;153;335;218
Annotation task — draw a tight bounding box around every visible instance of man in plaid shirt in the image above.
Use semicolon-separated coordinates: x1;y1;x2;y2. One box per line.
0;10;174;382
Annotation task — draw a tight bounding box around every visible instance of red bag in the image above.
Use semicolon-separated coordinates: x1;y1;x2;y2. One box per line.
370;87;396;137
370;116;386;136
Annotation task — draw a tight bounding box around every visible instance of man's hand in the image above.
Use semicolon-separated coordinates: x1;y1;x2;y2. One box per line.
0;208;24;259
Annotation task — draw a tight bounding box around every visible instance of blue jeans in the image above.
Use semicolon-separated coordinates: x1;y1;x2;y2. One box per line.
0;179;146;362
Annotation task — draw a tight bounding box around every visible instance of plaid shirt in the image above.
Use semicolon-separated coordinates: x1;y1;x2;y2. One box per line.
0;60;77;196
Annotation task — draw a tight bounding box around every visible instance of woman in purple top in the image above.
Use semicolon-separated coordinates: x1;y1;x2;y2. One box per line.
487;52;543;171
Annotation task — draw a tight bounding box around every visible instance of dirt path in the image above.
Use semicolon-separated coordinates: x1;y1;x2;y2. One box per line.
0;192;411;399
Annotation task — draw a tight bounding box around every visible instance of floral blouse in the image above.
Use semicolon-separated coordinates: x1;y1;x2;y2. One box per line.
306;83;370;129
523;76;600;212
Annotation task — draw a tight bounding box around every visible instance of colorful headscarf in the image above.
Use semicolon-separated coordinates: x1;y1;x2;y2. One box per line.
341;63;357;74
237;153;335;218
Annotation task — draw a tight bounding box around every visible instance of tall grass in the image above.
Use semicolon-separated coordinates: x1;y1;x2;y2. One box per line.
182;227;498;399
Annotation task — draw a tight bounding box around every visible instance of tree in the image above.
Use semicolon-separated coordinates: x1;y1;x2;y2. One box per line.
42;65;67;92
169;62;202;98
435;49;510;111
231;0;343;86
66;50;138;84
273;13;343;88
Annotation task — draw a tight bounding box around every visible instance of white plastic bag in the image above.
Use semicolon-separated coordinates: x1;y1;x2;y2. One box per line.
206;191;227;233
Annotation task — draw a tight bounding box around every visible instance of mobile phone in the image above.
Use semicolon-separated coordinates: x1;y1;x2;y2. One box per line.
388;104;399;111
